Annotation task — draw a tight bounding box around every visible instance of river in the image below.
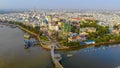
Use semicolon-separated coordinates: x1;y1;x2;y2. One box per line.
1;24;120;68
0;25;53;68
59;44;120;68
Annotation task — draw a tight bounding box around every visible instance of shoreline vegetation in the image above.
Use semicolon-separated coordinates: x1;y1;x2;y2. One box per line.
5;21;120;50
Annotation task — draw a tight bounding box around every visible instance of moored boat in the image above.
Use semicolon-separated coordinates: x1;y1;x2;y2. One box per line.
24;33;30;39
30;38;38;45
24;38;38;49
24;39;33;49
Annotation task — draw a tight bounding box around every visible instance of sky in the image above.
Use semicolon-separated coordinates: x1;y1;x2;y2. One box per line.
0;0;120;10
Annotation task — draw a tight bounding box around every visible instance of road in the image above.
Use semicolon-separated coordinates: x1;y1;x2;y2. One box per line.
43;30;62;48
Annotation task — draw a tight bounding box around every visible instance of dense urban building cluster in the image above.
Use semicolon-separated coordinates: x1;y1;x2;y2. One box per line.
1;9;120;46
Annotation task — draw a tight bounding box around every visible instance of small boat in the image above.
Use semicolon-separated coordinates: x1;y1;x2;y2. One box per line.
24;39;33;49
67;54;73;57
24;33;30;39
30;38;38;45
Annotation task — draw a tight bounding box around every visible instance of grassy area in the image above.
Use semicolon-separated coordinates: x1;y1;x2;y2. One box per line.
39;35;49;41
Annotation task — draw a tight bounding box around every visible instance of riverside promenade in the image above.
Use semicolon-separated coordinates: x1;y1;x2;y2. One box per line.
18;25;70;50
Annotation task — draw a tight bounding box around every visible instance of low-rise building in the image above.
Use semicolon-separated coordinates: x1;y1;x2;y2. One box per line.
80;27;96;33
112;29;120;34
67;33;86;42
49;23;59;31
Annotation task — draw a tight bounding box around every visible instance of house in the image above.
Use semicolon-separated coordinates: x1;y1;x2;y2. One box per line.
79;32;88;36
68;33;78;37
68;36;77;42
52;17;59;22
48;23;59;31
112;29;120;34
97;21;109;26
80;27;96;33
80;40;95;45
85;40;95;44
31;22;39;28
67;33;86;42
70;18;82;22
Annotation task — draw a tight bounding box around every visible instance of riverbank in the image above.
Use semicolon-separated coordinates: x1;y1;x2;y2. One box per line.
17;25;120;51
0;25;54;68
17;25;69;50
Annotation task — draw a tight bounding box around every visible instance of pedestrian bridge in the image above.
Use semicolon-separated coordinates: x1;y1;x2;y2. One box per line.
51;43;63;68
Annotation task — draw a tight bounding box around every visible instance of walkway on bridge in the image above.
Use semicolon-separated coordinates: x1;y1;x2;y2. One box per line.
51;43;63;68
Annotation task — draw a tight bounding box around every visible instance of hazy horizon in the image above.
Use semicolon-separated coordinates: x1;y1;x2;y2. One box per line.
0;0;120;10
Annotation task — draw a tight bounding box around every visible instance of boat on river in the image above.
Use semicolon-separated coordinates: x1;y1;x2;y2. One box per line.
24;33;30;39
67;54;73;57
24;38;38;49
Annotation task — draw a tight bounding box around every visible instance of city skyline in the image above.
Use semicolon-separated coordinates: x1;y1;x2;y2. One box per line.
1;1;120;68
0;0;120;10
